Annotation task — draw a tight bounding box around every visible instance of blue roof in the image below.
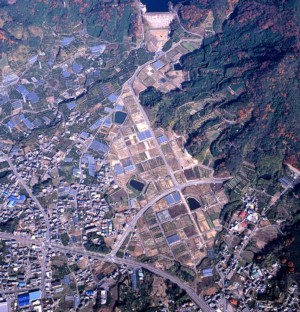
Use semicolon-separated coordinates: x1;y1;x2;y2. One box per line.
166;234;180;245
66;101;77;110
7;200;17;207
87;155;95;164
166;192;180;205
29;290;41;301
35;79;45;87
18;293;30;307
6;121;15;129
124;165;135;172
157;135;168;144
74;296;79;309
12;100;23;110
64;275;70;285
86;290;95;295
166;194;175;205
23;118;34;130
48;55;55;66
62;69;71;78
173;191;180;202
88;164;96;177
8;195;18;201
202;268;213;277
18;281;26;287
16;85;29;96
82;154;94;164
114;165;124;175
27;92;39;104
153;60;164;70
89;44;106;54
80;131;90;139
103;117;112;127
137;130;152;141
115;104;123;111
72;63;83;74
90;118;103;131
61;36;75;46
90;140;108;154
19;195;26;202
108;94;118;103
73;168;80;176
28;55;38;65
131;269;137;290
43;116;51;124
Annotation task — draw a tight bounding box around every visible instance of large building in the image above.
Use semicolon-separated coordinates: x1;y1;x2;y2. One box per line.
0;302;8;312
18;290;41;308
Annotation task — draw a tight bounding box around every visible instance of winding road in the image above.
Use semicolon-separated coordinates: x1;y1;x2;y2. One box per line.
0;8;227;311
111;177;230;256
0;231;213;312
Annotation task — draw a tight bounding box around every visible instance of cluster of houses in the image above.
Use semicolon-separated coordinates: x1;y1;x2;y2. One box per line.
0;174;26;226
203;190;300;311
0;239;44;312
0;170;49;239
209;258;299;311
76;168;115;246
229;193;260;233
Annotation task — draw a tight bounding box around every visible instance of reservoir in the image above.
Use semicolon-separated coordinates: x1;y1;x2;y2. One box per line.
129;179;145;192
141;0;190;12
187;197;201;210
114;111;127;124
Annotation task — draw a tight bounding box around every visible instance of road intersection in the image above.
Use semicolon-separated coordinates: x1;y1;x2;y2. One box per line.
0;231;213;312
4;156;50;298
111;177;230;256
0;20;224;312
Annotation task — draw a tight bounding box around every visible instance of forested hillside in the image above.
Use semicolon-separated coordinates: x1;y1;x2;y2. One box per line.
141;0;300;204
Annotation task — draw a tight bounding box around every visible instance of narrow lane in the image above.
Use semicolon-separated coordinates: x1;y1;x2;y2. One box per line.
5;156;50;299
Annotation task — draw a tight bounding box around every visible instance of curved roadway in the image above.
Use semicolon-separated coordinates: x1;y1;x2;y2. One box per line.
111;177;229;256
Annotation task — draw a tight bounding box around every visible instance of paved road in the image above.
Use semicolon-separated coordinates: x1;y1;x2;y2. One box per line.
51;245;213;312
119;258;213;312
5;156;50;299
0;232;212;311
5;157;50;239
125;37;202;188
0;30;218;312
0;232;38;245
111;177;229;256
127;81;178;186
117;37;201;148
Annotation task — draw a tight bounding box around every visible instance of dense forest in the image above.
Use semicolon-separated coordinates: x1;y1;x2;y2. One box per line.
140;0;300;281
141;0;300;196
